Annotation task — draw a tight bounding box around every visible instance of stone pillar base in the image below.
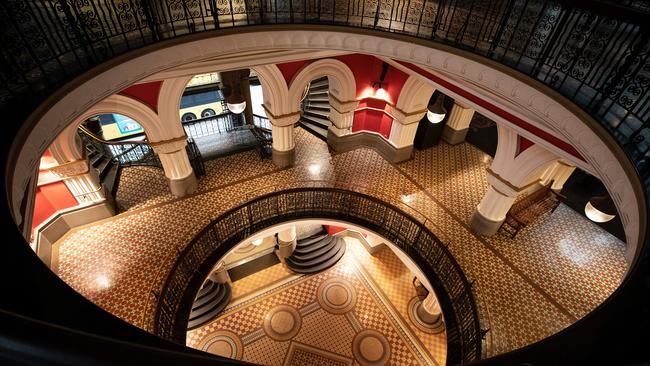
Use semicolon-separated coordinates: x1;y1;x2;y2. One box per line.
168;172;197;197
272;148;295;168
469;210;504;236
442;126;469;145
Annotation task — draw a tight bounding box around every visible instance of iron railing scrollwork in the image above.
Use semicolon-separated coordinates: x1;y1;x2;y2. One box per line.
152;184;482;364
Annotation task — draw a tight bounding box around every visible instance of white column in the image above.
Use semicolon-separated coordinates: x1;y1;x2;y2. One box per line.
389;108;426;149
470;163;522;235
207;261;231;284
150;137;197;197
328;97;358;137
276;225;297;259
541;160;576;192
50;159;105;204
442;102;475;145
415;290;445;333
269;112;300;168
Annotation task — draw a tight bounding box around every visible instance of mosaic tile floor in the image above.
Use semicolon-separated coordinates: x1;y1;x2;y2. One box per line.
187;238;446;365
55;128;628;357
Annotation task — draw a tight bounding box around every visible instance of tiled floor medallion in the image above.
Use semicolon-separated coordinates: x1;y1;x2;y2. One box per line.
407;296;446;334
317;278;357;314
263;304;302;341
198;330;243;359
283;341;353;366
352;329;391;366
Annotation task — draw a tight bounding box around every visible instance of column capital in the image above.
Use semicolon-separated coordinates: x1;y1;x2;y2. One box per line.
50;159;89;178
150;136;187;154
329;94;358;113
486;167;538;197
264;106;301;127
391;106;427;125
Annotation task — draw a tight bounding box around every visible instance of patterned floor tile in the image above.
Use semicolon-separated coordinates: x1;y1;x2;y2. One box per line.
55;128;628;358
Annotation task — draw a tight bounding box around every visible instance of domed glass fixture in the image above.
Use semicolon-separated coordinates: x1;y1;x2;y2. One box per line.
584;195;616;223
226;101;246;114
427;94;447;123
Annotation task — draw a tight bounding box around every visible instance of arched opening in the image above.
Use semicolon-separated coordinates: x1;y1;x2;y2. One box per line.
178;71;272;160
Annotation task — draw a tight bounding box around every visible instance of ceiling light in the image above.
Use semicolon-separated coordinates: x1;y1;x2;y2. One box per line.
427;94;447;123
226;101;246;114
584;195;616;223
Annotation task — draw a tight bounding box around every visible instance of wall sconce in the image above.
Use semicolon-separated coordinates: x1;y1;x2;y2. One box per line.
371;62;390;100
427;93;447;123
584;194;616;223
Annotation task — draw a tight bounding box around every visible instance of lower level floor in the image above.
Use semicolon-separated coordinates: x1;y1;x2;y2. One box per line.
188;238;446;365
52;128;627;357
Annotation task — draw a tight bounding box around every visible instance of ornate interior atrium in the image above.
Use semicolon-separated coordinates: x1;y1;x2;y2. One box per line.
0;1;648;365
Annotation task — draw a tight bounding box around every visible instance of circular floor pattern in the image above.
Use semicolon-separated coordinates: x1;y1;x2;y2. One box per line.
197;330;243;360
407;296;446;334
317;277;357;314
263;304;302;341
352;329;391;366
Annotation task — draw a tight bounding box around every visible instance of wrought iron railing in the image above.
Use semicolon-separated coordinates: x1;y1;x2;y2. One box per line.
182;112;245;138
78;126;162;168
152;182;482;364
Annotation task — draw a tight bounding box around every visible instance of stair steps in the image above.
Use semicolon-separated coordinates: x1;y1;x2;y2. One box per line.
187;280;232;329
285;227;346;274
299;77;332;142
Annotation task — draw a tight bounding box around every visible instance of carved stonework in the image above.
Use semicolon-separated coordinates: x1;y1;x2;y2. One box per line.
49;160;89;178
150;137;187;155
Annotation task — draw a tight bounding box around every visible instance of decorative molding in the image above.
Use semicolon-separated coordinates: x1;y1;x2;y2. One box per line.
49;159;89;178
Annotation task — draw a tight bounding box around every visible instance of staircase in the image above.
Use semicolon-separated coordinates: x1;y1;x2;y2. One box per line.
187;280;232;329
299;77;331;141
285;226;346;274
86;145;121;198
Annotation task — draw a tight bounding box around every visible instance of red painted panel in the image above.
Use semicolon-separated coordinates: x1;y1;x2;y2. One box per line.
395;61;583;160
324;225;346;235
119;81;163;113
518;136;535;154
276;60;309;85
276;54;409;105
352;109;393;139
32;181;77;230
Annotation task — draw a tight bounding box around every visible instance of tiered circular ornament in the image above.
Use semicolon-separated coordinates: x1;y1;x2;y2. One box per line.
316;278;357;314
198;330;243;360
407;296;446;334
263;304;302;341
352;329;391;366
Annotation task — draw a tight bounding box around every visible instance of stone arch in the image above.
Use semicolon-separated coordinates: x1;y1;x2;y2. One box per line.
251;64;292;116
49;94;163;164
157;76;194;140
492;123;559;187
395;75;436;112
287;58;357;110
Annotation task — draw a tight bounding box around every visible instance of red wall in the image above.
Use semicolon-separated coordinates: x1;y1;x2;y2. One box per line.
324;225;347;235
276;54;410;138
119;81;163;113
32;182;77;230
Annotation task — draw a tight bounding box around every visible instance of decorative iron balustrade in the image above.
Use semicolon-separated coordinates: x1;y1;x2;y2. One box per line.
78;127;205;176
2;1;649;188
152;182;482;364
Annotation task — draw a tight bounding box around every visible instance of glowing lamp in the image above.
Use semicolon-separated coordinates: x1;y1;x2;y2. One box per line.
227;101;246;114
427;94;447;123
584;195;616;223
